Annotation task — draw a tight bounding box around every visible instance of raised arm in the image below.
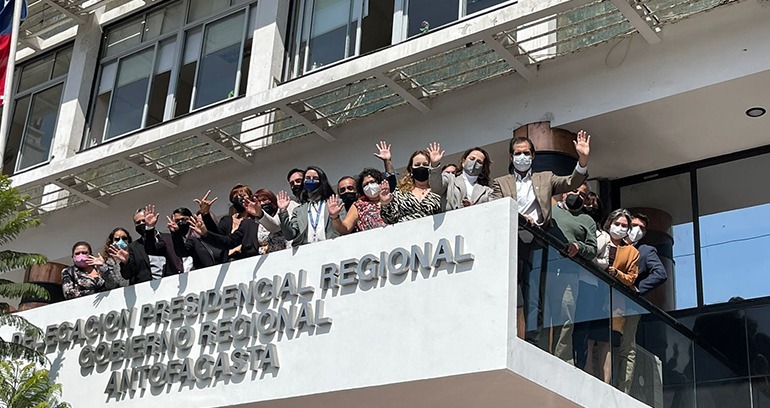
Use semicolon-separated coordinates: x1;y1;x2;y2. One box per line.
328;194;358;235
277;190;300;240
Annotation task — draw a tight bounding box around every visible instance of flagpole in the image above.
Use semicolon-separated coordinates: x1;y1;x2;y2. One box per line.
0;0;25;173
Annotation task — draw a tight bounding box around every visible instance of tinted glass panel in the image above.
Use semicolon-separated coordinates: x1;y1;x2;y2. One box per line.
52;47;72;78
18;56;54;92
407;0;458;37
193;12;245;109
17;84;64;170
466;0;509;14
104;19;143;58
105;49;154;139
188;0;229;22
697;153;770;304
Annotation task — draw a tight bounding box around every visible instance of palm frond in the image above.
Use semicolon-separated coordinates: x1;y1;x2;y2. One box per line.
0;251;47;274
0;211;41;247
0;339;46;365
0;314;44;338
0;281;49;302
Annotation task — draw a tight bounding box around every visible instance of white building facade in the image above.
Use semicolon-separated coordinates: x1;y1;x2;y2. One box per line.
3;0;770;406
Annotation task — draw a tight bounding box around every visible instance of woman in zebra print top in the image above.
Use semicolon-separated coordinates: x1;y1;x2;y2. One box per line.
381;149;443;224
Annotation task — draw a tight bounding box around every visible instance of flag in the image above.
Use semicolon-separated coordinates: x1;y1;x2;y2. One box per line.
0;0;28;105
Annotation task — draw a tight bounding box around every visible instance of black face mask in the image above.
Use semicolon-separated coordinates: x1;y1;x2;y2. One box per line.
135;224;146;236
176;221;190;236
231;196;246;213
291;184;304;199
583;206;600;221
412;166;430;182
261;203;277;216
340;192;358;210
565;194;584;211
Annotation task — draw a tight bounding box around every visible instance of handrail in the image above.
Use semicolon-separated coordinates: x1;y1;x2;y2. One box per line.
517;213;740;374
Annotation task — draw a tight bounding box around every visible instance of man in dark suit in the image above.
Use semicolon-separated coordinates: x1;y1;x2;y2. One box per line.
617;212;668;393
491;130;591;340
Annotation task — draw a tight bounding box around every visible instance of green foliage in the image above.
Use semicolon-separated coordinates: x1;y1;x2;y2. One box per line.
0;174;48;365
0;361;70;408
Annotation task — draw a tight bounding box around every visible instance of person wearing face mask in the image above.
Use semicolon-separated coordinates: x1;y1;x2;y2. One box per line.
145;207;223;270
427;144;493;211
441;164;458;175
140;205;186;276
276;166;341;247
586;209;640;384
337;176;359;211
380;149;443;224
193;188;283;260
615;213;667;394
108;209;168;285
543;187;597;365
329;168;389;234
252;189;286;254
198;185;250;259
62;242;113;299
99;228;132;289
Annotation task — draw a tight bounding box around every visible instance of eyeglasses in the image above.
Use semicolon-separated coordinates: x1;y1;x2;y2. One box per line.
134;220;145;226
113;236;128;242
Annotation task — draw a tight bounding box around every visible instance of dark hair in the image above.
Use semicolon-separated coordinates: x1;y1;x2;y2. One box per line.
72;241;92;256
460;147;492;187
509;136;536;155
173;207;194;217
300;166;334;202
356;168;385;197
632;213;650;229
337;176;356;193
603;209;633;232
287;168;305;182
584;191;604;227
102;227;132;258
253;189;278;210
441;163;458;174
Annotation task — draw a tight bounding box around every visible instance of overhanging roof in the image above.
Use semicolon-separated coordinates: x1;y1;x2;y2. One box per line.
12;0;740;215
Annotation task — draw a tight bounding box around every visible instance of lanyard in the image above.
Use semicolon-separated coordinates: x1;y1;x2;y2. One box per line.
308;201;324;232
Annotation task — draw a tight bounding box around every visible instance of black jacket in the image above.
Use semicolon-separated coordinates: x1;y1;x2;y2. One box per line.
121;238;155;285
634;243;668;294
169;231;223;269
201;213;260;261
143;229;184;276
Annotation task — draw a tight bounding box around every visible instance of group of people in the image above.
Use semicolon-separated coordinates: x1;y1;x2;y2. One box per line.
60;131;665;392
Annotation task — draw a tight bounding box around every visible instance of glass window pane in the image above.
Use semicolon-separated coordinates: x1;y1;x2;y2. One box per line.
104;19;144;58
98;62;118;94
188;0;229;22
105;49;154;139
144;1;184;42
620;173;696;310
4;95;31;174
307;0;354;71
697;153;770;304
407;0;458;37
17;84;64;171
52;47;72;78
466;0;509;15
193;12;245;109
18;56;54;92
183;28;203;64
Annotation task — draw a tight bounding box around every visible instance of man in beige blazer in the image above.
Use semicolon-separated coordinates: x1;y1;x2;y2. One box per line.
491;130;591;341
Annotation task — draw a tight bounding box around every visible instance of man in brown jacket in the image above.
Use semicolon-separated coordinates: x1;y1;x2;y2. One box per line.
491;130;591;340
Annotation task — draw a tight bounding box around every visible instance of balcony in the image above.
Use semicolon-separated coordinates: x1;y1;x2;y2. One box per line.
10;0;740;215
3;199;742;407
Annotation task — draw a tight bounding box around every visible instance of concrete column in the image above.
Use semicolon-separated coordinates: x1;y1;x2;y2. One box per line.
49;14;102;162
247;0;290;95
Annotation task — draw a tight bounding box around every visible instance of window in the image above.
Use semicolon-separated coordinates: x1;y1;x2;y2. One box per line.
697;153;770;305
286;0;512;79
620;173;697;310
2;47;72;175
87;0;257;145
401;0;509;37
288;0;394;78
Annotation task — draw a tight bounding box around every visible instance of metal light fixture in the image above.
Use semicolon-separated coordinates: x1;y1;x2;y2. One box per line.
746;107;766;118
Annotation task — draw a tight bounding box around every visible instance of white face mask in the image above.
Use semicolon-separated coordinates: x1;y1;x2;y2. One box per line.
363;182;381;198
627;226;644;243
512;153;532;173
609;224;629;240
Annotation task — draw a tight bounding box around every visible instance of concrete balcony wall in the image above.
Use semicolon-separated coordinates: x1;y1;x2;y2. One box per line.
2;200;646;408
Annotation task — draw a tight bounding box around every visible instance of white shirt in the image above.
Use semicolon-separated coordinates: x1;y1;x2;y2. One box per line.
307;201;326;243
285;199;301;248
515;164;587;225
460;172;477;200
